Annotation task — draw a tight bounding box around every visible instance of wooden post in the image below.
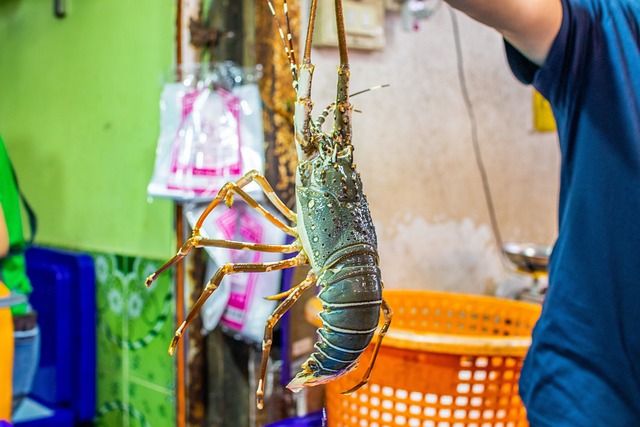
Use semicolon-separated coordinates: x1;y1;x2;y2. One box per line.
255;0;300;210
175;1;201;426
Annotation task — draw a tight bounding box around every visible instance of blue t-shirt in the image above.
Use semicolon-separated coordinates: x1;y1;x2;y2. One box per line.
505;0;640;425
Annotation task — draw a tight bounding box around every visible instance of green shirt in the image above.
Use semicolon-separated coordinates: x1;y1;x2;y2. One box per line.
0;135;32;314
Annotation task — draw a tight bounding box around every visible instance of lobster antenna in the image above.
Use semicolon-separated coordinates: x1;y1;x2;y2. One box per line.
315;84;390;128
350;84;390;97
303;0;319;62
266;0;298;80
332;0;352;147
282;0;298;67
334;0;349;67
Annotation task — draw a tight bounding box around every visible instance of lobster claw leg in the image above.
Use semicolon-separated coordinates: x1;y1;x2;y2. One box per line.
341;298;393;395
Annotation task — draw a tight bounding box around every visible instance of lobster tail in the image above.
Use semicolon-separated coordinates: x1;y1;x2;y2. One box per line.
286;245;383;392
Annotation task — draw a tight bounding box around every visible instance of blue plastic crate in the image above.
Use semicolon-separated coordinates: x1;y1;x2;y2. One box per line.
264;411;325;427
13;404;74;427
26;263;73;405
25;246;96;424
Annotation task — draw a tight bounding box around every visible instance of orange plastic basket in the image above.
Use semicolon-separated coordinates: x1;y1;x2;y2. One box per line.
305;289;541;427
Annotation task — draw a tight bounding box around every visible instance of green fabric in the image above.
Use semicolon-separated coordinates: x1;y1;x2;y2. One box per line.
0;135;32;314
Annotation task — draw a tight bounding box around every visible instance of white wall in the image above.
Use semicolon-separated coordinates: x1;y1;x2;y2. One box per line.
308;5;560;294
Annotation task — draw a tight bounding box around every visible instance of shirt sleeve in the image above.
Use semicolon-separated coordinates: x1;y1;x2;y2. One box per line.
504;0;592;104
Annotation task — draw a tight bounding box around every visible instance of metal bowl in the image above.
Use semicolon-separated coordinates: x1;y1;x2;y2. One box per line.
502;242;551;274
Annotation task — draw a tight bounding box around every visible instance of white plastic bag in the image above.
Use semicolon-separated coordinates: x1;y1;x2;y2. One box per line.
148;65;264;201
167;87;243;195
186;202;289;343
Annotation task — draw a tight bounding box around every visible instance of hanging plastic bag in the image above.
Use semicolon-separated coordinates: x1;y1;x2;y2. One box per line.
148;63;264;201
185;201;288;343
167;87;243;195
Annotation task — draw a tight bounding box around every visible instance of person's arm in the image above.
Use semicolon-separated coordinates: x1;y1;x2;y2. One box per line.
0;204;8;258
444;0;563;66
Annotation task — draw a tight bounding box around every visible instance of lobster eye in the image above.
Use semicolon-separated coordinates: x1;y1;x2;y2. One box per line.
307;360;319;371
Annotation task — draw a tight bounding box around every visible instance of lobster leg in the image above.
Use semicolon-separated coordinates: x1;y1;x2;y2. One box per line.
256;272;317;409
195;170;297;234
263;285;298;301
145;170;299;288
168;253;308;356
341;297;393;395
190;237;298;254
145;238;300;288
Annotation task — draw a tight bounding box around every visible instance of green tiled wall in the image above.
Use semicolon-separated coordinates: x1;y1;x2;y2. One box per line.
94;253;175;427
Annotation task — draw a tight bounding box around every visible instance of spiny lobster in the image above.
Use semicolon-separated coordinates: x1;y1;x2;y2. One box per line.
145;0;392;409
